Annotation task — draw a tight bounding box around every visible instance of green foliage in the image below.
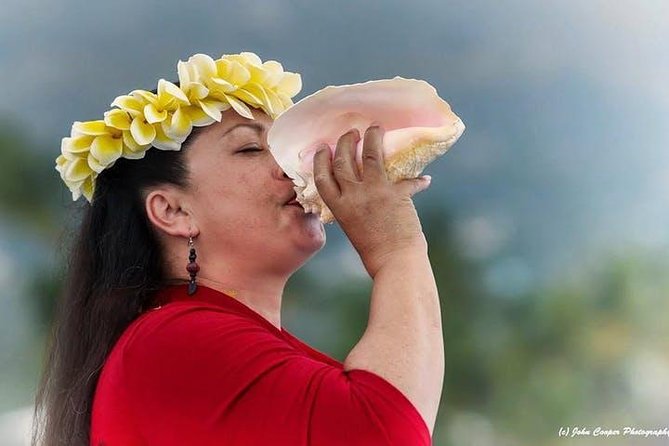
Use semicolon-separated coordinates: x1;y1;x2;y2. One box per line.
0;118;63;237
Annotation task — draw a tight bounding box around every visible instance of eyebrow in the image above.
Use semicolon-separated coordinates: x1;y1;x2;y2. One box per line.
220;122;266;139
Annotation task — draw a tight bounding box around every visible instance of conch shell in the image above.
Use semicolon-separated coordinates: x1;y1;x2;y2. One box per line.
267;76;465;223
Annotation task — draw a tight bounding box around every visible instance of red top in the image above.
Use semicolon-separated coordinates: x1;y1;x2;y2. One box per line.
90;284;431;445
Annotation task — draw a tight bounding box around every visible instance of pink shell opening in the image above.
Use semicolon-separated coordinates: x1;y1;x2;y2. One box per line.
267;77;465;223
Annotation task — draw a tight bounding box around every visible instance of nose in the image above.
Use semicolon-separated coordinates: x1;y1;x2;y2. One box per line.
271;157;293;182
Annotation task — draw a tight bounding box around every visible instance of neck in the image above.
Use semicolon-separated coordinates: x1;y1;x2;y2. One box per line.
196;273;287;331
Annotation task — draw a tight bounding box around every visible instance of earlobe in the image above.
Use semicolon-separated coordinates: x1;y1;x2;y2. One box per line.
144;189;194;238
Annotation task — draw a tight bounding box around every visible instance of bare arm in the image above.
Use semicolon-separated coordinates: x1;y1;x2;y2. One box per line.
312;126;445;436
343;236;444;435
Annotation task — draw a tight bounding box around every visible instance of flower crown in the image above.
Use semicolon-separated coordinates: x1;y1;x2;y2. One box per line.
55;51;302;202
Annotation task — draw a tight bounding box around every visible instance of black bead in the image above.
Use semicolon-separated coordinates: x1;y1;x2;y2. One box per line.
188;281;197;295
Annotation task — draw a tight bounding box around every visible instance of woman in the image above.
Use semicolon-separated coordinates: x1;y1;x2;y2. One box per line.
33;52;444;445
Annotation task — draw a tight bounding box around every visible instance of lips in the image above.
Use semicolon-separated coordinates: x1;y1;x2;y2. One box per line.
285;192;302;207
286;198;304;209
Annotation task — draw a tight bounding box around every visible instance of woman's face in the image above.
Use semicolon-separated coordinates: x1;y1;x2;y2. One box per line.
184;108;325;274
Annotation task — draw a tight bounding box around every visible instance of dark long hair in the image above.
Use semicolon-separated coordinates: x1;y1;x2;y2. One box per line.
31;124;204;445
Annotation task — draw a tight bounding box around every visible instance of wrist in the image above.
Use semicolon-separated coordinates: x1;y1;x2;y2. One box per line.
364;234;428;277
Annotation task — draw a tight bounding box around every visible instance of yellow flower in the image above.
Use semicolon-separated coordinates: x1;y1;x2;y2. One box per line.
56;119;129;201
56;51;303;202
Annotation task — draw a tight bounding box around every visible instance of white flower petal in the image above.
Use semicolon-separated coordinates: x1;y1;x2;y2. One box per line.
104;109;132;130
144;103;168;124
110;95;144;116
164;107;193;142
189;82;209;100
158;78;189;104
216;59;251;86
62;135;93;154
65;157;92;182
184;106;217;127
264;88;285;118
122;130;148;152
90;135;123;167
122;144;147;159
87;152;106;173
131;89;158;106
224;94;254;120
240;51;262;66
72;120;108;136
197;99;224;122
189;53;217;78
276;72;302;97
152;125;182;150
130;117;157;145
263;60;284;74
232;85;264;108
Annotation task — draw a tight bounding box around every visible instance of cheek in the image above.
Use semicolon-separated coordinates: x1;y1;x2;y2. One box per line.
236;170;274;207
194;161;276;228
209;176;272;219
199;163;257;201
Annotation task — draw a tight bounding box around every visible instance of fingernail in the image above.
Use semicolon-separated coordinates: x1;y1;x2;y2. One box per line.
423;175;432;183
369;121;383;130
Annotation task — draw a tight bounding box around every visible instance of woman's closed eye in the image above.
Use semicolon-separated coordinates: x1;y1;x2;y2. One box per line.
237;145;263;153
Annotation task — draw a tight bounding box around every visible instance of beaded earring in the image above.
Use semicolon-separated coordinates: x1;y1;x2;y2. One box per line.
187;235;200;295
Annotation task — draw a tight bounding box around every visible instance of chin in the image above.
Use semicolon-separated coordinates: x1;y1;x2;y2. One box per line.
300;231;326;253
278;237;324;275
294;225;326;255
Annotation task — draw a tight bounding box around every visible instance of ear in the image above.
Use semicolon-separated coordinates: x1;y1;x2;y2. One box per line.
145;187;197;238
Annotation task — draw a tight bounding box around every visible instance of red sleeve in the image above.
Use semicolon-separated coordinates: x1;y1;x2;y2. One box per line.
120;305;431;446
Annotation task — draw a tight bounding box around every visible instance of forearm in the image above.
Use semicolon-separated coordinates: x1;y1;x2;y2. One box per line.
343;234;445;435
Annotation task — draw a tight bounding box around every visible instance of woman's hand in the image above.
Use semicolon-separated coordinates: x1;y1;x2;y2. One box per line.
313;126;432;277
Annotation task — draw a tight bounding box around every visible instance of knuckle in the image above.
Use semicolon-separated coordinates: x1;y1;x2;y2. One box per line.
362;151;379;162
314;173;330;185
332;157;348;171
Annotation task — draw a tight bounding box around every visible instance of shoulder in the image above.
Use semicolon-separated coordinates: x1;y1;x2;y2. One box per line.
114;300;315;413
111;300;296;402
116;300;306;383
121;300;287;357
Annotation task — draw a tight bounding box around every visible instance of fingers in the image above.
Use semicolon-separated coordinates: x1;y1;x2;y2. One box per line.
332;129;362;190
313;143;340;201
361;125;388;183
395;175;432;197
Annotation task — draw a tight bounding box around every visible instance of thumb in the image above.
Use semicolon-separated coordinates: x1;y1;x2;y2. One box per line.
395;175;432;197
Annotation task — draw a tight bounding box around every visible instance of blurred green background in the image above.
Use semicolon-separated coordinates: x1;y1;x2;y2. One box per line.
1;1;668;444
